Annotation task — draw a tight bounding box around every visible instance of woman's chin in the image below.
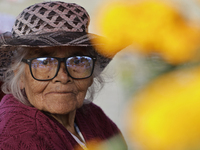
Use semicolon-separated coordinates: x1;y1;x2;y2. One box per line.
42;99;80;115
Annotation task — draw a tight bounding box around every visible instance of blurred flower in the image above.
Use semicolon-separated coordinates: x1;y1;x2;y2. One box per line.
93;2;134;58
94;0;200;64
125;65;200;150
75;135;127;150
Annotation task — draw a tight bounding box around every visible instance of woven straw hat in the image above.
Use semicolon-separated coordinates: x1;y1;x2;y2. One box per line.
0;1;111;80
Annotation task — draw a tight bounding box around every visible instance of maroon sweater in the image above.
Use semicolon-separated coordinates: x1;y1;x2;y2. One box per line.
0;94;127;150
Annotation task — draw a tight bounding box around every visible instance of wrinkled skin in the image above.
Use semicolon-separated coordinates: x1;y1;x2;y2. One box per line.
20;47;93;136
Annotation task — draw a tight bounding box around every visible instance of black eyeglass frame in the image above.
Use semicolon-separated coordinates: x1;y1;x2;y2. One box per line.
22;56;97;81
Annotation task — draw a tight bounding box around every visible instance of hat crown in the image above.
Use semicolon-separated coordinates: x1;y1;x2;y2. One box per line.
12;1;90;37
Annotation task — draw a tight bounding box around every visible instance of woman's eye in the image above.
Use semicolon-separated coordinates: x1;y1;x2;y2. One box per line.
42;60;48;65
74;59;80;65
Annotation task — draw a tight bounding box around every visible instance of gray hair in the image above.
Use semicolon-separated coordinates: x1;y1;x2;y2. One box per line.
2;47;105;105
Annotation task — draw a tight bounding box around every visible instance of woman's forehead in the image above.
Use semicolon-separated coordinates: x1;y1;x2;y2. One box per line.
27;46;89;58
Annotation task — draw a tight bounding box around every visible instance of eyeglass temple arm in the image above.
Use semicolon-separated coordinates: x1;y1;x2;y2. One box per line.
22;59;30;64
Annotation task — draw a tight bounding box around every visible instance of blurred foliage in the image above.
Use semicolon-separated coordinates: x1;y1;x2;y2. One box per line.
116;49;179;99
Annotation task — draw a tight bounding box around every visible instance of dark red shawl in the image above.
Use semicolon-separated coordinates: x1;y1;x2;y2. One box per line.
0;94;127;150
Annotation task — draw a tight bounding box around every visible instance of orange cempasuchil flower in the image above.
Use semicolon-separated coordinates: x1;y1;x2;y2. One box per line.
92;2;135;57
75;135;127;150
94;0;200;64
125;65;200;150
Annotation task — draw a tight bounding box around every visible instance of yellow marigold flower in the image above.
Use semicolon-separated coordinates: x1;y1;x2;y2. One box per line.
75;135;126;150
93;2;134;58
125;66;200;150
94;0;200;64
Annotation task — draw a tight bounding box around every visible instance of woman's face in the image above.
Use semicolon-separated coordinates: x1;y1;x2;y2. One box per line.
20;46;93;114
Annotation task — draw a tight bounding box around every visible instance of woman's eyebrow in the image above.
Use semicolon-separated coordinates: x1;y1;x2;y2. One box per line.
35;50;56;57
72;52;85;56
71;50;89;56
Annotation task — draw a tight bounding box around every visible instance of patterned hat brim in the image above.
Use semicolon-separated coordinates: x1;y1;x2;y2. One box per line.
0;31;103;47
0;31;112;81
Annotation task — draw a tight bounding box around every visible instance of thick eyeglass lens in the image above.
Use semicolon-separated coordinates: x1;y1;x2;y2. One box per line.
66;56;93;79
30;56;94;80
31;57;58;80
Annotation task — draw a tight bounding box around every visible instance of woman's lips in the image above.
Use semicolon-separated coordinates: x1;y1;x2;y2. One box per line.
45;91;75;96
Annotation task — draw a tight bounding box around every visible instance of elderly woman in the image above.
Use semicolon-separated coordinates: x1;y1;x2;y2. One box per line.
0;1;127;150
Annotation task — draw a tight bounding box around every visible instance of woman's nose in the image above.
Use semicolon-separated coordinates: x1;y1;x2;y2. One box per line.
52;62;72;83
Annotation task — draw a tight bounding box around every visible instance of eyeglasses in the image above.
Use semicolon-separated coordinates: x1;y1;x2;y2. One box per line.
22;56;96;81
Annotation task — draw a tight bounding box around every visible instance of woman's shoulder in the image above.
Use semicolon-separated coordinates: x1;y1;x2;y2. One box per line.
79;101;107;117
77;101;120;135
0;94;73;149
0;130;55;150
77;101;128;149
0;94;39;122
0;94;40;123
0;95;42;136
